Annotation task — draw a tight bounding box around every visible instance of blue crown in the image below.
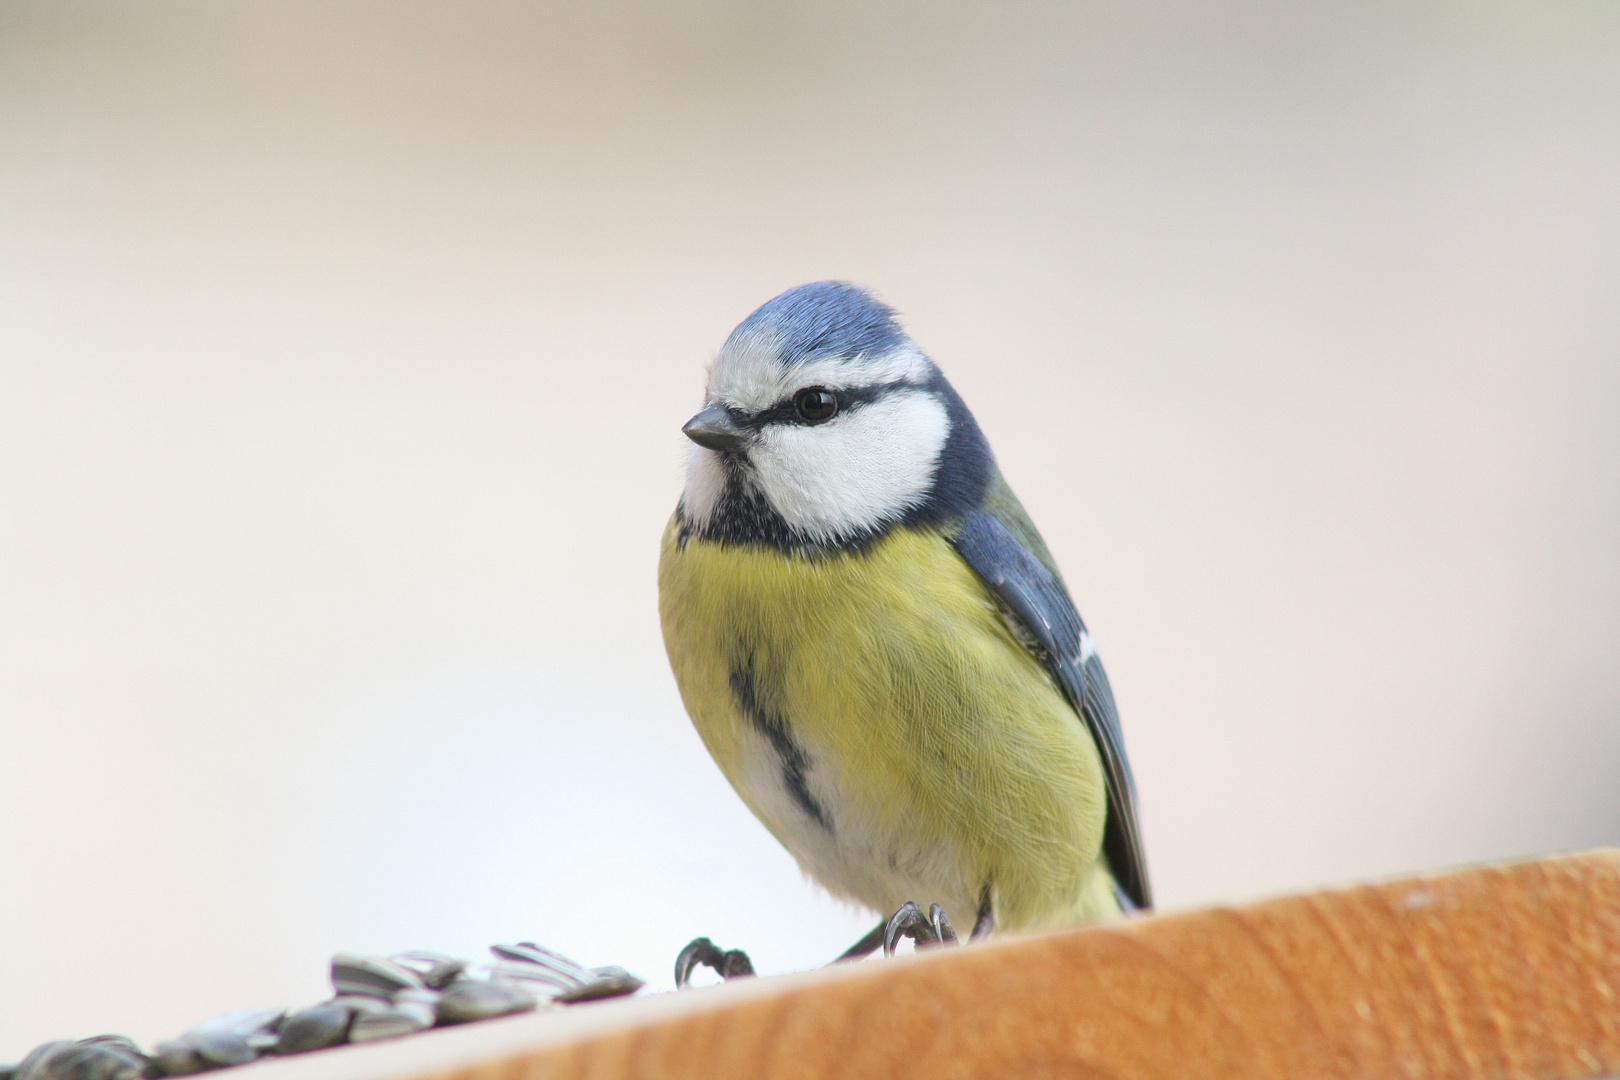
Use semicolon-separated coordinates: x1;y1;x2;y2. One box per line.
726;281;906;367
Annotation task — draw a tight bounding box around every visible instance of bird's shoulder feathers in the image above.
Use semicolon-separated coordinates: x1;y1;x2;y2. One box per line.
947;478;1153;911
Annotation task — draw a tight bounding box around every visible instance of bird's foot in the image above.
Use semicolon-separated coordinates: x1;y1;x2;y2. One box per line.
674;937;756;989
837;889;993;963
882;901;959;957
681;899;976;986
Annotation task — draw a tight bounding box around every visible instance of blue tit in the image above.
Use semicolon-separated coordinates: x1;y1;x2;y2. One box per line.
659;282;1149;981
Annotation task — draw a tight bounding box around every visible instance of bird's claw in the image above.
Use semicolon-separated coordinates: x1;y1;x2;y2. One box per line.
882;901;958;957
674;937;756;989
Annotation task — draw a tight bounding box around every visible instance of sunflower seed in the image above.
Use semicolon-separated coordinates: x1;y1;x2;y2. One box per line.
274;1005;351;1055
390;952;468;990
553;966;645;1003
346;999;434;1044
392;988;439;1010
425;960;466;988
188;1033;252;1069
176;1007;284;1068
330;954;423;999
329;995;390;1017
147;1043;204;1077
70;1041;141;1062
434;980;537;1024
187;1008;283;1038
14;1043;75;1080
15;1041;144;1080
486;965;572;994
489;943;592;985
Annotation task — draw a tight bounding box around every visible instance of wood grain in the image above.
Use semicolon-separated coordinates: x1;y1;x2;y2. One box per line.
243;849;1620;1080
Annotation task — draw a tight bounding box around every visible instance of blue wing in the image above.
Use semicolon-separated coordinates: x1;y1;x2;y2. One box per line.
950;511;1152;911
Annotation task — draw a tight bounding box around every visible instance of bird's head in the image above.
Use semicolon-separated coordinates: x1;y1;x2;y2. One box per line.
679;281;992;550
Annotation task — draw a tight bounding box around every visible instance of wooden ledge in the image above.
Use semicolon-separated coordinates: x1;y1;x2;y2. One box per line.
239;849;1620;1080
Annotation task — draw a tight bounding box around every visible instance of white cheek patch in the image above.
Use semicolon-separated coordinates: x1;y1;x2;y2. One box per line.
708;337;932;413
748;389;950;542
680;442;727;529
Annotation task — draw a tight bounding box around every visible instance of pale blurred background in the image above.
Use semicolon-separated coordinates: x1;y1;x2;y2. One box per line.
2;0;1618;1057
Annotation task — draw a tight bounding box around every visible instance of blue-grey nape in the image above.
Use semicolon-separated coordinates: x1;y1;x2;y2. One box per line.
728;281;908;365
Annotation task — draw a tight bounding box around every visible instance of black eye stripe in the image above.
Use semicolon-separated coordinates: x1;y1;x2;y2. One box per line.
743;379;921;426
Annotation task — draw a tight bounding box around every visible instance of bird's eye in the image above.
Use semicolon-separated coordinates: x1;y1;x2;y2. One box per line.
793;387;839;422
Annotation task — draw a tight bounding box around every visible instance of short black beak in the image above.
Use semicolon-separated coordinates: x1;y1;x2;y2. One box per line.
682;405;748;452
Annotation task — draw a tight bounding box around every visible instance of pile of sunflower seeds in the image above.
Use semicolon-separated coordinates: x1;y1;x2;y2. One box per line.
1;943;642;1080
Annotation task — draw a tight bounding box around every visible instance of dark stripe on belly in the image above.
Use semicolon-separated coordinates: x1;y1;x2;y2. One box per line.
730;657;833;834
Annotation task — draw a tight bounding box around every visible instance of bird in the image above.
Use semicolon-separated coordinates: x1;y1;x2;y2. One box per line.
658;281;1149;984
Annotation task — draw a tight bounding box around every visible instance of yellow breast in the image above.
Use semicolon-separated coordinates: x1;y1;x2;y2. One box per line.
657;515;1115;929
